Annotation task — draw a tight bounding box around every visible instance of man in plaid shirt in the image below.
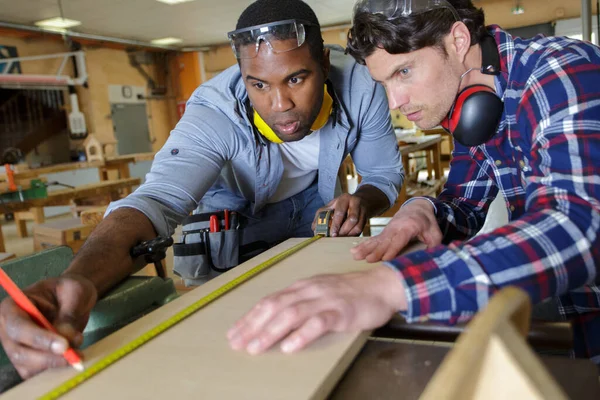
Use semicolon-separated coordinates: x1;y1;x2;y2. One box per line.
229;0;600;364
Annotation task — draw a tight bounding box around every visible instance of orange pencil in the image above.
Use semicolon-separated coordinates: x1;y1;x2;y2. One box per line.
0;268;84;371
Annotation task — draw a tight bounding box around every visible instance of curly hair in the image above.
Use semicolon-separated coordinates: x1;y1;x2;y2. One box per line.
347;0;486;65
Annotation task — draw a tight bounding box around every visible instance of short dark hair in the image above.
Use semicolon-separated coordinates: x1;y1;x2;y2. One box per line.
347;0;486;65
235;0;324;64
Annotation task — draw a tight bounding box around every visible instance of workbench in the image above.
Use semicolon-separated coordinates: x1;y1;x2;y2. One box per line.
396;134;445;211
345;134;445;235
4;237;593;399
0;178;140;249
0;153;154;244
2;152;155;182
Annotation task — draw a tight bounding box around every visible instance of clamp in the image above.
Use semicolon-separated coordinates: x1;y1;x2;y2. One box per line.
314;210;333;237
130;236;174;279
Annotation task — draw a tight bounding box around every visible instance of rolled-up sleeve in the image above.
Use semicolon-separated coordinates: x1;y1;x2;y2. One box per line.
106;102;237;237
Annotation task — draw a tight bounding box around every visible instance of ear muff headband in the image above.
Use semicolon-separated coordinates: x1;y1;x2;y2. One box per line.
253;85;333;144
254;111;283;143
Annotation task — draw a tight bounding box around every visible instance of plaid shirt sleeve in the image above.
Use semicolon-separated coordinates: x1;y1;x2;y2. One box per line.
387;46;600;326
427;141;500;242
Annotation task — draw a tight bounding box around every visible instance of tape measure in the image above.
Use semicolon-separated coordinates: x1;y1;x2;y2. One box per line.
40;235;322;400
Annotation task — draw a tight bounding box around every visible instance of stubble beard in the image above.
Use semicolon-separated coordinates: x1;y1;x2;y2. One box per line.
417;63;462;129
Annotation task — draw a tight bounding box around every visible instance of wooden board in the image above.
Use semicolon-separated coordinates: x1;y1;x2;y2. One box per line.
420;287;568;400
0;161;106;180
33;218;95;240
33;218;96;254
105;152;155;163
80;206;108;226
0;253;15;264
4;237;378;399
0;178;141;213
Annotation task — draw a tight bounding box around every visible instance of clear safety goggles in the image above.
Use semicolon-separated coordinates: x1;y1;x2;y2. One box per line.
227;19;314;59
353;0;460;21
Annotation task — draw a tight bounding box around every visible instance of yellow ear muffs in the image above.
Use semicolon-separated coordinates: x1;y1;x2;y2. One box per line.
253;85;333;144
310;85;333;131
253;110;283;143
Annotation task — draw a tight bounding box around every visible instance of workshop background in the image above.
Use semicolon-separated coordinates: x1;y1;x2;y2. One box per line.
0;0;597;280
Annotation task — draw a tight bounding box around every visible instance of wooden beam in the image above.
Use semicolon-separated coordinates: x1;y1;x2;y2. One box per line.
4;238;415;399
0;161;106;180
0;224;5;253
0;178;141;213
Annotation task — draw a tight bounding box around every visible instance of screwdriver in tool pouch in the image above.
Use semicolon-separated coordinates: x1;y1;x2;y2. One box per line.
230;211;239;230
224;209;230;231
210;215;220;232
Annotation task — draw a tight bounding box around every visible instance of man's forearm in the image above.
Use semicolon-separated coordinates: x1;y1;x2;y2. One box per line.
354;184;391;217
63;208;158;296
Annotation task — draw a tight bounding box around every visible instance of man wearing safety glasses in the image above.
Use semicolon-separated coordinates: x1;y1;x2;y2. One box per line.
219;4;402;241
229;0;600;367
0;0;403;381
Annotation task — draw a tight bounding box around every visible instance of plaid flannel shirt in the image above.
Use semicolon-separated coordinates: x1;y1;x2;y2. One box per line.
387;26;600;363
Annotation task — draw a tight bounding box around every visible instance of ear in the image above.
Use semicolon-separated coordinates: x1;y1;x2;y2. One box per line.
321;47;331;79
447;22;472;64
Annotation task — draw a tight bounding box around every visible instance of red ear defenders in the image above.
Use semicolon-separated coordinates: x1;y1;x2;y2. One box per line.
440;84;503;147
441;34;503;147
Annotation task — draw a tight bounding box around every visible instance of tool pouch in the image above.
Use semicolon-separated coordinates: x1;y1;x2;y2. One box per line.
209;229;240;272
173;211;241;281
173;230;211;281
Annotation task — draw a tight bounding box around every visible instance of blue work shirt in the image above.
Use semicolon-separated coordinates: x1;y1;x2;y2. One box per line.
107;47;403;237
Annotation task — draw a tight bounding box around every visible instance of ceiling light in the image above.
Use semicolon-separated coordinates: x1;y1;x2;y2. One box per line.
35;17;81;29
511;6;525;14
155;0;196;4
511;0;524;15
40;27;68;33
150;37;183;45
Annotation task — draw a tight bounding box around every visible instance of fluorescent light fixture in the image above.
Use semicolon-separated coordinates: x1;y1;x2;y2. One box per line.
150;37;183;45
40;27;68;34
35;17;81;29
155;0;196;4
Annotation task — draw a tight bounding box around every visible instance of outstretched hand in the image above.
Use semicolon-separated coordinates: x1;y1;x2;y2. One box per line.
227;266;406;354
351;199;442;262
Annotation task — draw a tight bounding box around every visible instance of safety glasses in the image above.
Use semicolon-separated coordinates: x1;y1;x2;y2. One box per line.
353;0;460;21
227;19;314;59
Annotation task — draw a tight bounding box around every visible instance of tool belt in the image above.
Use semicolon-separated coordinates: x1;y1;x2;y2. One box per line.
172;211;241;282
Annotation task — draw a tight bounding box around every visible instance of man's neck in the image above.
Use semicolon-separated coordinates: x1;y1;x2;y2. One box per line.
459;43;496;90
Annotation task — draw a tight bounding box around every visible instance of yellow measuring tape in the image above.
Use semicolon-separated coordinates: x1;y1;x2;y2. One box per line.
40;235;322;400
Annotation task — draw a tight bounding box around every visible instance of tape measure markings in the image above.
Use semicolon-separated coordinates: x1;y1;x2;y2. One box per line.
39;235;322;400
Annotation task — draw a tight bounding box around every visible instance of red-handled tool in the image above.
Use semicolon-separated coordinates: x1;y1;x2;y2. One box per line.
4;164;17;192
210;215;220;232
224;209;230;231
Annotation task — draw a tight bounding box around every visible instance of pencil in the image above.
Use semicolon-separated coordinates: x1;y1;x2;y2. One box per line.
0;268;84;372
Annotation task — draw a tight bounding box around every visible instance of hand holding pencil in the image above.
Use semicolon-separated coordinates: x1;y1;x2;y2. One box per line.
0;273;98;379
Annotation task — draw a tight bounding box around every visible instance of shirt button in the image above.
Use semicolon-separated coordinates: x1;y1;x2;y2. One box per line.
510;205;515;212
519;160;526;168
495;160;502;166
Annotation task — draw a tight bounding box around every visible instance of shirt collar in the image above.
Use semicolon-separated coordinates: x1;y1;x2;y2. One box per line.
487;25;514;100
